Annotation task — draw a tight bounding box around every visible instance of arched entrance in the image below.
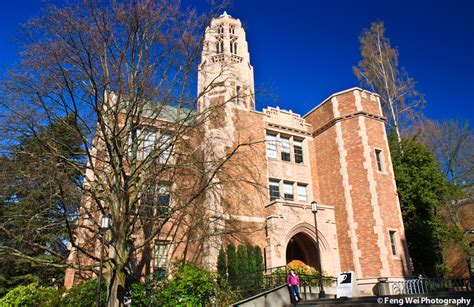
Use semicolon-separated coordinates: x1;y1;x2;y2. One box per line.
286;232;319;269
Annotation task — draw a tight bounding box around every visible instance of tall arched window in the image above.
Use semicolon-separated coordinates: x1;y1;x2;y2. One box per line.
230;38;237;54
216;37;224;54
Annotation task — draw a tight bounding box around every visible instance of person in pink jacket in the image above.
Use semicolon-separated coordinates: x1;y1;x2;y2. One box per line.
286;269;301;303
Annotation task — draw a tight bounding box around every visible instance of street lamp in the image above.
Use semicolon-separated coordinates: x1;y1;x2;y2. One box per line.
96;214;111;307
311;201;325;299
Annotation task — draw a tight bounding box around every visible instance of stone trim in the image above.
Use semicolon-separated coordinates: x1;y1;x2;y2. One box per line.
220;213;266;223
376;95;383;117
380;113;412;276
358;115;391;277
332;97;363;278
265;200;334;210
266;122;312;136
354;89;363;111
312;111;386;137
285;222;331;253
303;87;381;118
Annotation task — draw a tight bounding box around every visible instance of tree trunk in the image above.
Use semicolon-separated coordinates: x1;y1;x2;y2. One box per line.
107;268;126;307
106;233;129;307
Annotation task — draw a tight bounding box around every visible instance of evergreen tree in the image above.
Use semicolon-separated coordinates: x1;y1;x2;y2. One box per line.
226;244;238;288
237;245;249;275
254;246;264;273
390;136;449;276
0;114;84;294
253;246;264;289
237;245;250;291
247;244;257;274
217;246;227;283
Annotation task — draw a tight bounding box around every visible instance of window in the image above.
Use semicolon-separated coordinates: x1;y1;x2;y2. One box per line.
143;130;156;158
230;39;237;54
128;128;156;160
229;25;235;34
159;133;172;163
142;185;156;213
284;182;294;201
217;24;224;34
266;134;277;159
266;131;305;164
375;149;383;172
127;128;138;157
154;241;170;281
389;231;397;256
297;184;307;202
294;139;304;164
236;86;241;105
216;37;224;54
280;137;291;161
269;180;280;201
158;185;170;215
141;184;170;216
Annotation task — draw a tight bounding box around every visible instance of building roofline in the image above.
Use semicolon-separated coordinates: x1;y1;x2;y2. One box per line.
303;87;379;118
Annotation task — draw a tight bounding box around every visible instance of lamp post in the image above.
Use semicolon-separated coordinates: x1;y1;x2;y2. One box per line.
96;214;111;307
311;201;325;299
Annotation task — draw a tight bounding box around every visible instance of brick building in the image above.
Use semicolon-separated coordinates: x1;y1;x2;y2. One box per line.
65;12;412;294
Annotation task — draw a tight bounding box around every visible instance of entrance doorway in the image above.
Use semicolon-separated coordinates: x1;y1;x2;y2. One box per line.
286;232;319;269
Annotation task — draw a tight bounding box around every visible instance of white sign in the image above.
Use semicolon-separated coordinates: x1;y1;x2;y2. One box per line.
336;271;359;298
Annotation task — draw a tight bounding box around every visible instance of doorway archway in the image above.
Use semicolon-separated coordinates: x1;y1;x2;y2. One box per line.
285;232;319;269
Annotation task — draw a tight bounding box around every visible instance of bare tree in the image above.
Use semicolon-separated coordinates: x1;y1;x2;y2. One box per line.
0;1;266;305
415;119;473;189
413;118;473;228
354;22;425;146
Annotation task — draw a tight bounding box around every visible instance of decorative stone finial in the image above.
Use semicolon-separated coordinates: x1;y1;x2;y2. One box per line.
220;11;231;18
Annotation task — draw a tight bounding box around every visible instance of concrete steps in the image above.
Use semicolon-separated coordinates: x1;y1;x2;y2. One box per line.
296;291;474;307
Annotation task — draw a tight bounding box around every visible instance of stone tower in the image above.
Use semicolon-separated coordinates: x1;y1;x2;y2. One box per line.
197;12;262;267
198;11;255;112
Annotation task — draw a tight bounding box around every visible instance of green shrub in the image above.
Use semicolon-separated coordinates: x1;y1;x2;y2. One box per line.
0;282;60;306
213;277;239;306
271;268;287;285
61;279;106;307
156;262;216;306
129;279;159;306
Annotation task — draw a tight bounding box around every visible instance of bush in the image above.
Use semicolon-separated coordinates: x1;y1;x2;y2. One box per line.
271;268;288;285
156;262;216;306
213;277;239;306
285;264;334;287
61;279;106;307
129;279;159;306
0;282;60;306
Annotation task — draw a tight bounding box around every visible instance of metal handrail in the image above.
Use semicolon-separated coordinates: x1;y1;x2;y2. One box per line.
225;266;336;301
389;277;472;295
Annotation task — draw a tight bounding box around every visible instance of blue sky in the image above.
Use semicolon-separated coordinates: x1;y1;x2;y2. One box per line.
1;0;473;123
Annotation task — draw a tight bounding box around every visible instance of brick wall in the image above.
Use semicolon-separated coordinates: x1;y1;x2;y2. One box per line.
305;88;410;280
